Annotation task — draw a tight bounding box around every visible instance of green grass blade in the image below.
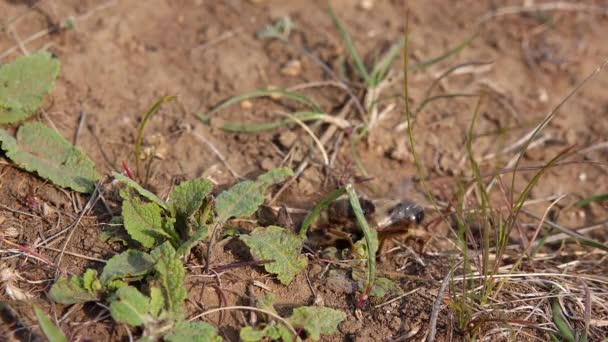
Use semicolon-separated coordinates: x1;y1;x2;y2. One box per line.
415;93;479;114
532;215;608;252
328;7;370;83
371;37;406;86
34;306;68;342
465;96;492;300
345;184;377;295
135;95;176;178
509;62;606;206
417;61;493;113
551;297;576;342
409;33;479;72
509;147;574;230
299;187;346;238
199;89;322;119
199;111;329;133
575;193;608;208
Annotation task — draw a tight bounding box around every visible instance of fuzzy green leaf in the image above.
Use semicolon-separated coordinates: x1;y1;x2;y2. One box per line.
164;321;222;342
48;274;100;304
0;52;60;123
240;323;292;342
113;172;168;210
256;167;293;187
289;307;346;340
148;286;165;318
240;226;307;285
215;180;261;221
0;123;99;193
215;168;292;221
121;188;172;248
368;277;398;298
109;286;151;327
100;249;155;285
33;305;68;342
240;326;267;342
168;178;213;218
151;242;186;318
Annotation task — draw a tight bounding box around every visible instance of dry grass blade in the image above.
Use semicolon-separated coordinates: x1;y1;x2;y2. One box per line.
190;305;299;340
476;2;608;25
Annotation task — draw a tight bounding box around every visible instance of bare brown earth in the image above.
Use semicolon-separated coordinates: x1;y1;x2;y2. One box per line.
1;0;608;341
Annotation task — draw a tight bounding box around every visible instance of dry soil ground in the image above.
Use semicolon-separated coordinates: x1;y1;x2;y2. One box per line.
1;0;608;341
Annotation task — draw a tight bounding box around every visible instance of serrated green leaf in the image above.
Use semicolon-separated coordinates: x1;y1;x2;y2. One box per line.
215;180;262;221
33;305;68;342
240;226;307;285
176;224;209;257
151;242;186;318
109;286;151;327
240;326;267;342
289;307;346;340
113;172;168;210
149;286;165;318
0;123;99;193
240;322;292;342
168;178;213;218
121;188;172;248
0;52;60;123
48;275;100;304
164;321;222;342
100;249;155;285
215;168;292;222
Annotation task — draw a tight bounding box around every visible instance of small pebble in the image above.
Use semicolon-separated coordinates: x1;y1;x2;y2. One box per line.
240;100;253;109
359;0;374;10
267;85;282;99
278;130;298;148
578;172;587;182
260;158;275;171
281;60;302;77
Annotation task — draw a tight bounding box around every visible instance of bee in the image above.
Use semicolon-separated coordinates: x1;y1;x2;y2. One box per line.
306;196;425;251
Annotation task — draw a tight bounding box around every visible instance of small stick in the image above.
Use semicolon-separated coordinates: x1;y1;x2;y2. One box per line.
427;264;456;342
73;111;87;146
211;259;274;273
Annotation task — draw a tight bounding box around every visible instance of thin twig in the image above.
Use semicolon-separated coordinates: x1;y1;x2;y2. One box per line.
73;111;87;146
476;2;608;26
427;264;456;342
189;305;299;339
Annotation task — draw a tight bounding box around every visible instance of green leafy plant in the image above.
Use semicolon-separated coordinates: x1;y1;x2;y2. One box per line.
239;294;346;341
240;226;307;285
0;52;100;193
48;168;299;340
0;52;60;124
0;122;100;193
297;184;383;303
